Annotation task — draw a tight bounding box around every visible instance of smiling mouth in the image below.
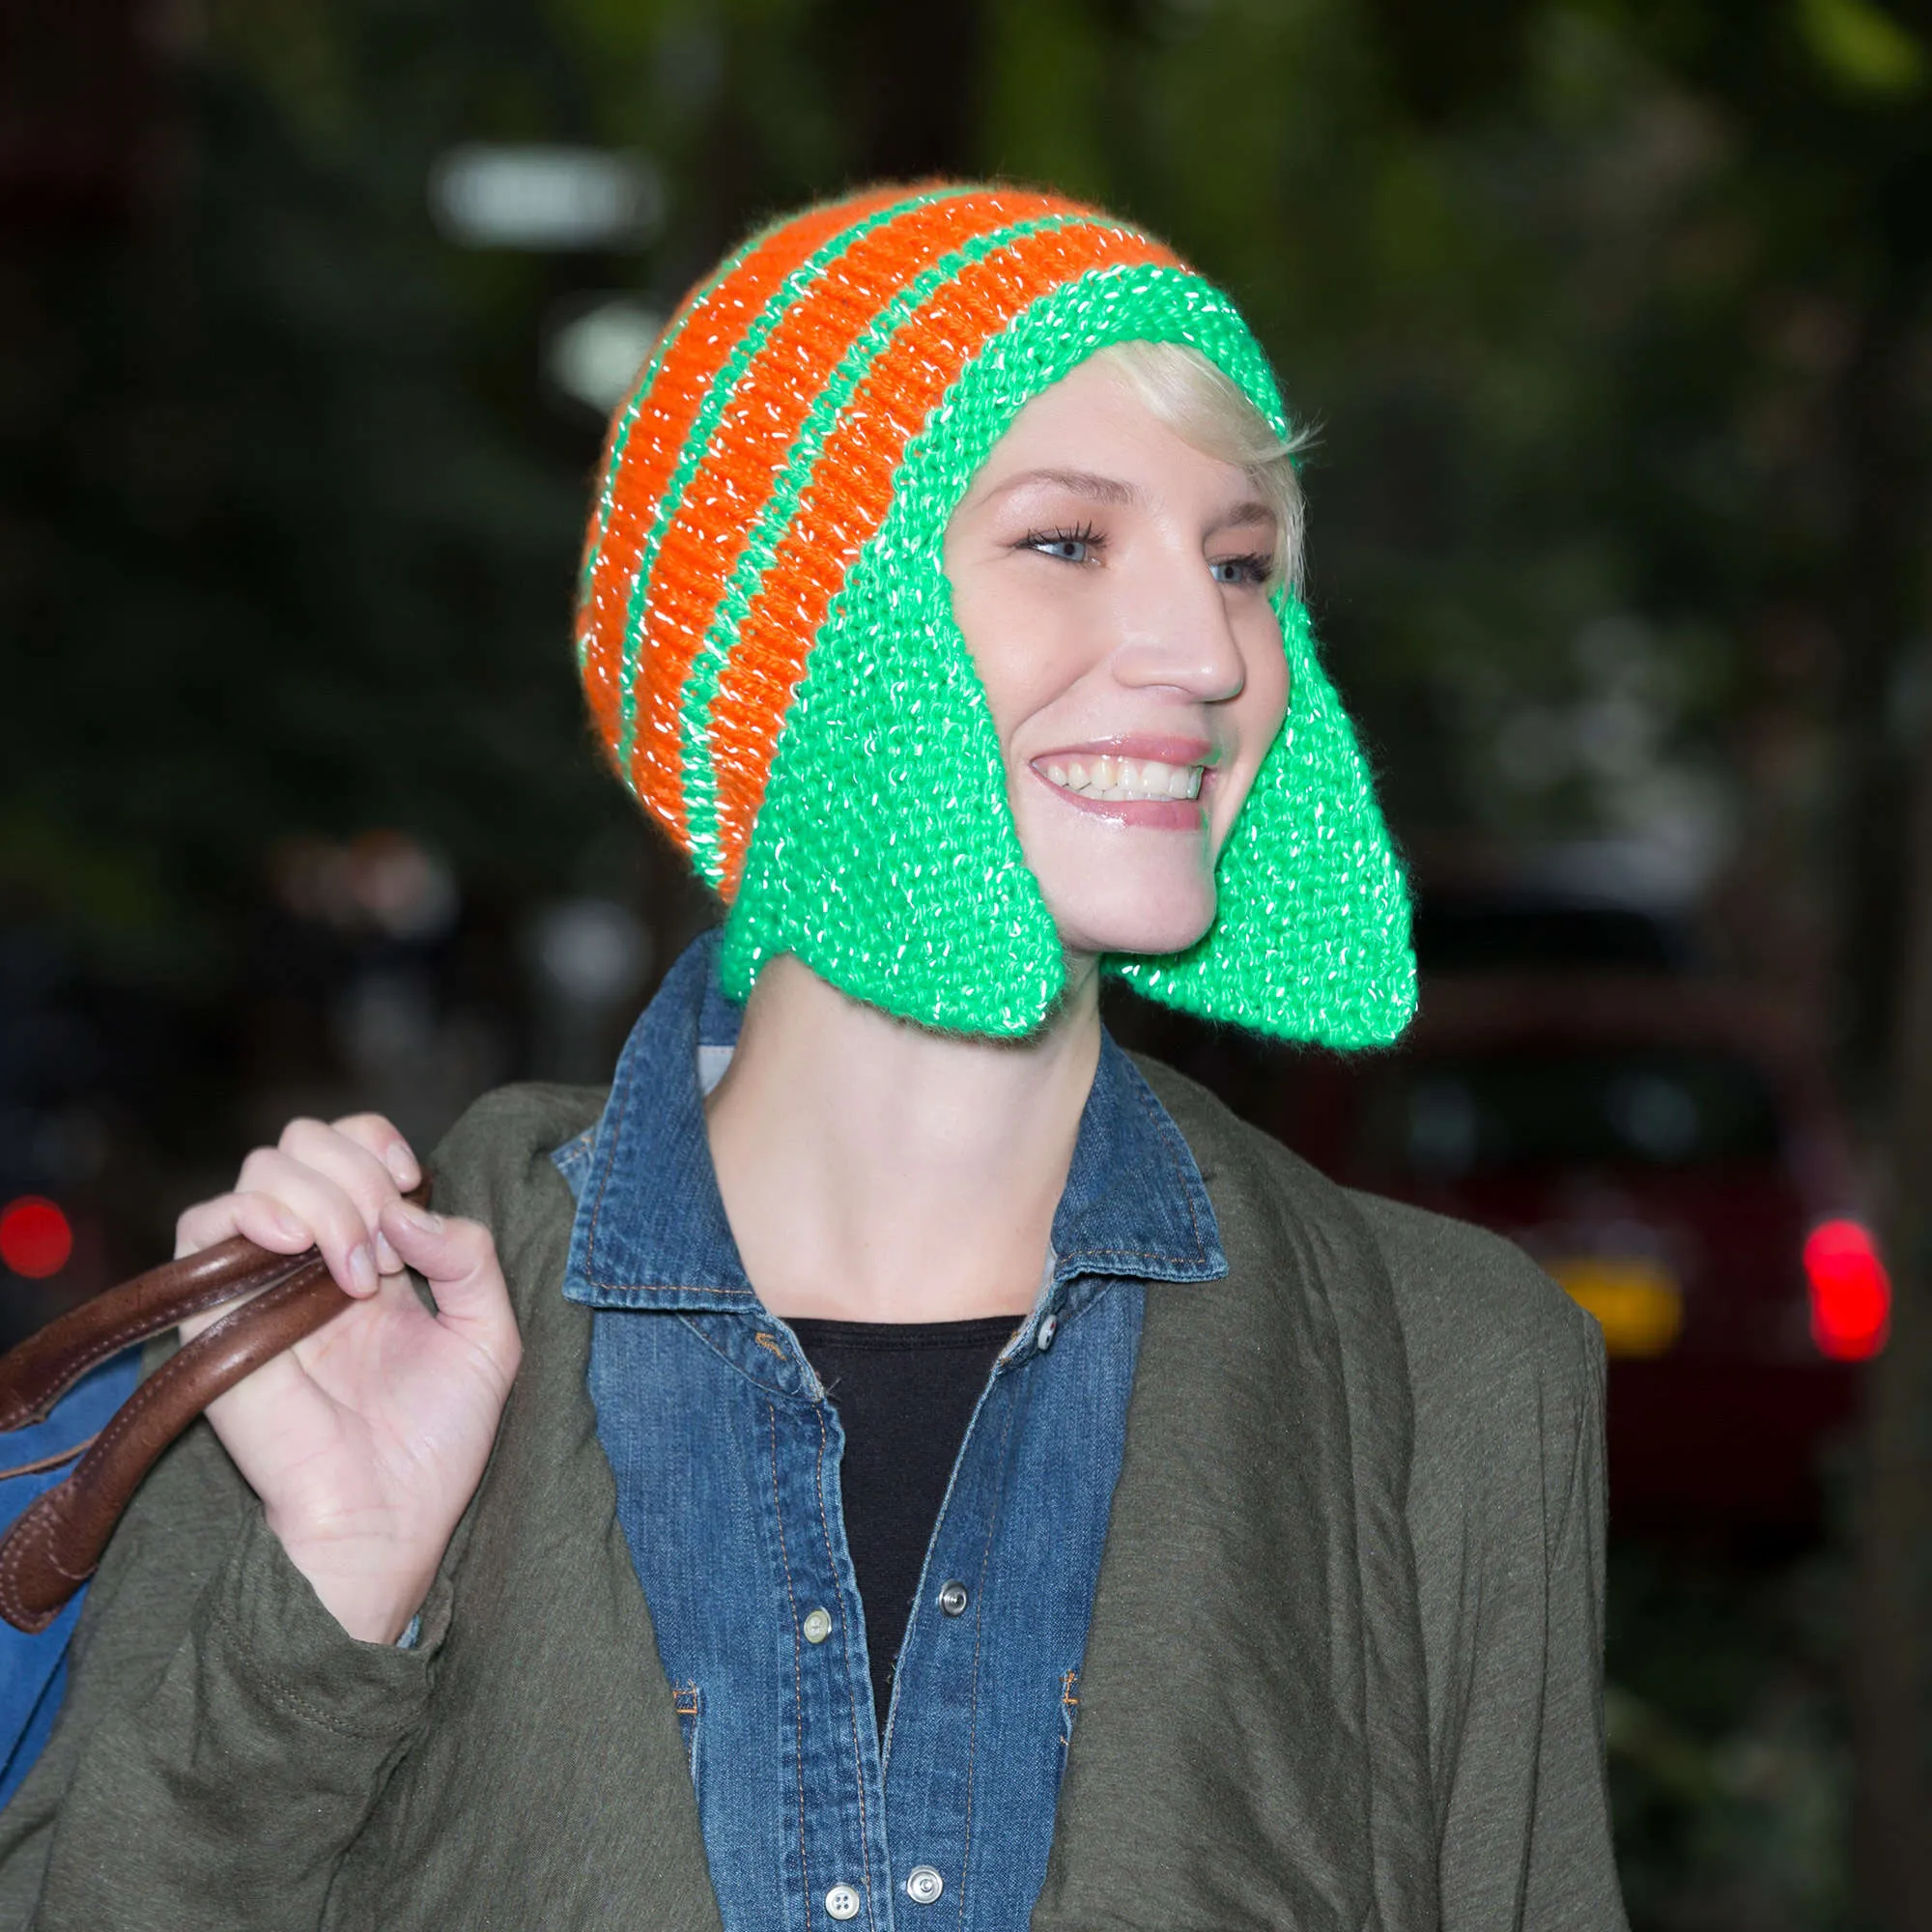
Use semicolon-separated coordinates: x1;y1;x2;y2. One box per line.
1039;754;1205;803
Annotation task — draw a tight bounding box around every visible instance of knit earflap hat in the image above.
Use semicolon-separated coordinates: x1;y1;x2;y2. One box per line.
577;183;1415;1044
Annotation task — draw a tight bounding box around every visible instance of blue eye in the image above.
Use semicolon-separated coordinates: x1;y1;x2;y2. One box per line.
1210;554;1274;587
1021;524;1103;564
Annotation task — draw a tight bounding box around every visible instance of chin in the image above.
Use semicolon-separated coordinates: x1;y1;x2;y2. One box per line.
1047;882;1218;962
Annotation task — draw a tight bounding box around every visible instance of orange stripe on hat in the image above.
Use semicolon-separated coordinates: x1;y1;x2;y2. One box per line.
575;185;912;766
625;187;1089;840
706;220;1181;891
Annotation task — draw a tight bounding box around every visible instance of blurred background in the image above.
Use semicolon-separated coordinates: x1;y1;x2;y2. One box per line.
4;0;1932;1920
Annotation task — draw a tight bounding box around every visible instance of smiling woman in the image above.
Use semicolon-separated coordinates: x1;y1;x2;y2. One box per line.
0;185;1627;1932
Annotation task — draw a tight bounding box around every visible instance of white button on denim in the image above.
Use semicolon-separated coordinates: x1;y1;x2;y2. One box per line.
1037;1313;1059;1352
905;1864;945;1905
802;1606;833;1644
825;1884;862;1920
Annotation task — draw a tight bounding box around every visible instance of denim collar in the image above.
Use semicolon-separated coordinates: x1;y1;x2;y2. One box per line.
558;931;1225;1317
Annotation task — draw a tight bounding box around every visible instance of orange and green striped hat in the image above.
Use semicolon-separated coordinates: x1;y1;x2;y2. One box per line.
576;182;1414;1042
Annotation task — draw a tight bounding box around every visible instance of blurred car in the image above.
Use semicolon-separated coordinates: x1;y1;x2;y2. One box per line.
1268;974;1886;1530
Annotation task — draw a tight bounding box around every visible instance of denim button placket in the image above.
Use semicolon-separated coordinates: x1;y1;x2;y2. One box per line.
561;937;1206;1932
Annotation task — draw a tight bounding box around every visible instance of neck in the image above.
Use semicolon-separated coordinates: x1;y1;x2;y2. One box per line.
703;952;1102;1322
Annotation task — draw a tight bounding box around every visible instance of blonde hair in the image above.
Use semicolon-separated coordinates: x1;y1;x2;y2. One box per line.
1093;339;1308;592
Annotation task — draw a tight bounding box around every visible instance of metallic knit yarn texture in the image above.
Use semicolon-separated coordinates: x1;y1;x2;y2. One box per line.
575;183;1416;1044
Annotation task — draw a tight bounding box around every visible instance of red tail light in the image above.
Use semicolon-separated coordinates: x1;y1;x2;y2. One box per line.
1803;1219;1890;1360
0;1197;73;1280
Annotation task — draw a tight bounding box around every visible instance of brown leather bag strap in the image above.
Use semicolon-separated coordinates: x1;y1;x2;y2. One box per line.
0;1240;325;1432
0;1259;353;1632
0;1180;432;1634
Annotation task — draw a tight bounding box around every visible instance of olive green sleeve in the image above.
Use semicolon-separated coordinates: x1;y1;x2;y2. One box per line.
0;1413;444;1932
1352;1192;1628;1932
1520;1320;1620;1926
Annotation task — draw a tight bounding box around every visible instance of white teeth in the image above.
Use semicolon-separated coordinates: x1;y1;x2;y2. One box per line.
1043;755;1207;803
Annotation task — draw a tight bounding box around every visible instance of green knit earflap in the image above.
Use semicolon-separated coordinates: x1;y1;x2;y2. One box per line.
720;261;1415;1044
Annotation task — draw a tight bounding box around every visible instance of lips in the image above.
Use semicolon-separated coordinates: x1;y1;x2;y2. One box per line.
1026;738;1218;832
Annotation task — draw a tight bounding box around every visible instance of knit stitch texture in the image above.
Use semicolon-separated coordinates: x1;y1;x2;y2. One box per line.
576;183;1415;1043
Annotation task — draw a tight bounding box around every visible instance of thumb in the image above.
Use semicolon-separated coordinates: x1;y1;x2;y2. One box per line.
380;1200;521;1375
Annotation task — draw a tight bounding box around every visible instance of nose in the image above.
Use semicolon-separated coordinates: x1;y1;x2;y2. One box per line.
1108;550;1249;702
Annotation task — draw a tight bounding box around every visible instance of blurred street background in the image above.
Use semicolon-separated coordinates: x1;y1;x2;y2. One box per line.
5;0;1932;1921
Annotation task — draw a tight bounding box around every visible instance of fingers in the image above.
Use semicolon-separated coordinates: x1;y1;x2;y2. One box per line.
381;1202;522;1383
328;1113;421;1193
280;1117;415;1272
226;1147;385;1296
176;1114;419;1297
308;1116;418;1271
175;1187;315;1262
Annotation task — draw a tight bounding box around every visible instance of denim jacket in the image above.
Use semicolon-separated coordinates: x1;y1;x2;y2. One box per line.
554;933;1226;1932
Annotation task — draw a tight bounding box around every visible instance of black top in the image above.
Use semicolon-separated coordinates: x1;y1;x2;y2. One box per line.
787;1316;1017;1740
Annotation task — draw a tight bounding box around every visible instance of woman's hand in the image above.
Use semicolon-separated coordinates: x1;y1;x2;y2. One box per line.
173;1114;522;1644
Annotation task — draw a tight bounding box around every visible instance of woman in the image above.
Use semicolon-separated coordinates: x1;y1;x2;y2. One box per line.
0;185;1624;1931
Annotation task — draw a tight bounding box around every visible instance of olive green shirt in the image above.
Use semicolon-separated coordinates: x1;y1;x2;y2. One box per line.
0;1064;1626;1931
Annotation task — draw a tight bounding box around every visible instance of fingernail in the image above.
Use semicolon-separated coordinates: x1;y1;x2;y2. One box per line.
391;1200;442;1236
273;1206;309;1243
349;1243;379;1294
384;1143;420;1189
374;1230;403;1273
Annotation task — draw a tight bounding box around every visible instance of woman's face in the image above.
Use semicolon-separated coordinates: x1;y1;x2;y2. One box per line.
944;355;1291;964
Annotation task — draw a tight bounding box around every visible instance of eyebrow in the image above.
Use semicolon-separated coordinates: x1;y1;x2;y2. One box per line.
980;468;1140;506
1211;499;1278;534
980;469;1279;535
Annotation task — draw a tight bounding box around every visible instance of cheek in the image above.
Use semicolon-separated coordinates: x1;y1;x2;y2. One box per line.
948;567;1018;734
948;567;1095;742
1244;615;1292;735
1209;620;1291;838
1235;615;1292;765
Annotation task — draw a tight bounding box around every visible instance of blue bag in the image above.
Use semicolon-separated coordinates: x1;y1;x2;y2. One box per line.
0;1348;141;1808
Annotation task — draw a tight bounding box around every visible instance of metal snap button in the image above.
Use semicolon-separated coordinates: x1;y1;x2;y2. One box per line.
825;1884;862;1920
937;1578;969;1617
802;1606;833;1644
1037;1312;1059;1352
905;1864;945;1905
